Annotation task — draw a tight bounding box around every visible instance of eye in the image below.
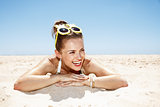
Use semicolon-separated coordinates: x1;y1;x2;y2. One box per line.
69;51;75;54
80;49;85;52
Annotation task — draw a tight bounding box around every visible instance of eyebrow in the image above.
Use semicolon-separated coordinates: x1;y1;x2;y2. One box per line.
67;48;84;52
67;50;75;52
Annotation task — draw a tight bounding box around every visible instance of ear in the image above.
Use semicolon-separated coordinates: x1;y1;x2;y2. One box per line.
55;50;62;59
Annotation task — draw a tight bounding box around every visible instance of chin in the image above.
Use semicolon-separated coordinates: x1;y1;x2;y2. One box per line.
71;66;82;71
74;68;81;71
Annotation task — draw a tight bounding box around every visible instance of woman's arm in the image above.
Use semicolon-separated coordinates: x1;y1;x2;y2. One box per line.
14;73;88;92
14;57;59;91
55;74;128;90
81;57;128;89
14;74;60;92
82;75;128;89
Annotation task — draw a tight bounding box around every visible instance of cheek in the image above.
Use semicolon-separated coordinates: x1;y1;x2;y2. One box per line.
81;52;85;58
62;54;74;63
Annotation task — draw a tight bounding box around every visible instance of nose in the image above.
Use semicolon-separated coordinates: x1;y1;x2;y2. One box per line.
75;53;82;60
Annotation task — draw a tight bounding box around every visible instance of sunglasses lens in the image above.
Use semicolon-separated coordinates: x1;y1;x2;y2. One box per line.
59;28;68;33
72;27;80;31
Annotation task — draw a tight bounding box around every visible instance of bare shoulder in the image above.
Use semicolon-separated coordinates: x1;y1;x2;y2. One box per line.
83;56;92;67
83;56;99;67
83;56;114;76
22;55;58;76
82;56;96;74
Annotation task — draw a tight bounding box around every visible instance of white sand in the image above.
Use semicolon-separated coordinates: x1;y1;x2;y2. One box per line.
0;55;160;107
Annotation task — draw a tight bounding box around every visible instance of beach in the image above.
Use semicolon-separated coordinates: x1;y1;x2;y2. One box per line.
0;55;160;107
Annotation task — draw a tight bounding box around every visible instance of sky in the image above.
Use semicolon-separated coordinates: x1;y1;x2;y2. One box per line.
0;0;160;55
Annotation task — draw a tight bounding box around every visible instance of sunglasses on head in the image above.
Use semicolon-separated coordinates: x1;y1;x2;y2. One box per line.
55;24;82;48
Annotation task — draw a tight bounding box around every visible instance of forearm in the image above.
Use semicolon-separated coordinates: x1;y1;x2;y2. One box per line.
14;75;60;92
83;75;128;90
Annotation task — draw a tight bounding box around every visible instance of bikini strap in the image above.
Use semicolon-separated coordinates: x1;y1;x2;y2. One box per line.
56;59;61;74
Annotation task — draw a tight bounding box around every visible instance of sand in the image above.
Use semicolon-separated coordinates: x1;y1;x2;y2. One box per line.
0;55;160;107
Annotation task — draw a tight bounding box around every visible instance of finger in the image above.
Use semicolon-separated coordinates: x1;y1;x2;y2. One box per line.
55;84;61;87
72;77;86;81
55;82;65;87
69;82;84;87
55;83;61;87
57;81;72;87
56;81;85;87
72;74;88;80
68;79;86;83
73;74;86;78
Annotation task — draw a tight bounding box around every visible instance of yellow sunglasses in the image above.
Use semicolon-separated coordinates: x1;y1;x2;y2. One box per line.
55;24;82;48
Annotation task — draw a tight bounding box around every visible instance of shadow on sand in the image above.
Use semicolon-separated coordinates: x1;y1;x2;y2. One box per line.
24;85;103;102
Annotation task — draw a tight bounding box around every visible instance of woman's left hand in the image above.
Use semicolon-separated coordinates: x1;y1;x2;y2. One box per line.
55;79;88;87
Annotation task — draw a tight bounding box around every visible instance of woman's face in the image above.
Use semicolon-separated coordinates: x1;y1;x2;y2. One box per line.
60;38;85;71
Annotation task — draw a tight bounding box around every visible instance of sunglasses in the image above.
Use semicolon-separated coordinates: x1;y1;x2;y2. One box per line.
55;24;82;48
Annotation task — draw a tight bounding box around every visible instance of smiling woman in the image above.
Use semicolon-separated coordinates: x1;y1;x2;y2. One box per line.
14;20;128;92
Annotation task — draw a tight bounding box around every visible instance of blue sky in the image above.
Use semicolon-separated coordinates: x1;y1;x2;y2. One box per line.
0;0;160;55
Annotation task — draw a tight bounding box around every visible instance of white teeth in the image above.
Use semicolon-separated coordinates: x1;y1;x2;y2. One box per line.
73;61;81;64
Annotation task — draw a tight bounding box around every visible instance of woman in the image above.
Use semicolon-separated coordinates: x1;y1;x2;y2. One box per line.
14;20;128;92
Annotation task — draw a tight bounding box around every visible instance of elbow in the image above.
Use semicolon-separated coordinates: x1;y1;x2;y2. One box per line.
109;76;128;90
109;80;128;90
115;75;128;88
14;81;23;91
14;80;30;92
117;76;128;89
121;79;128;87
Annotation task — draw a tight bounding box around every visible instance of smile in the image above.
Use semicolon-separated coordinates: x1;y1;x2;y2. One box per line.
72;61;82;66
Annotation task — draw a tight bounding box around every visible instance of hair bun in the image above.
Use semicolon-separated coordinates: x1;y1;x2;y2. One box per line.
52;20;68;38
54;20;68;26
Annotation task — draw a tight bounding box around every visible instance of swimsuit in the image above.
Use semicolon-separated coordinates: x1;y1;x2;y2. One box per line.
56;59;62;74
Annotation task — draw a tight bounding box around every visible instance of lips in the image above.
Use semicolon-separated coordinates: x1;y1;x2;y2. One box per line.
72;61;82;67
